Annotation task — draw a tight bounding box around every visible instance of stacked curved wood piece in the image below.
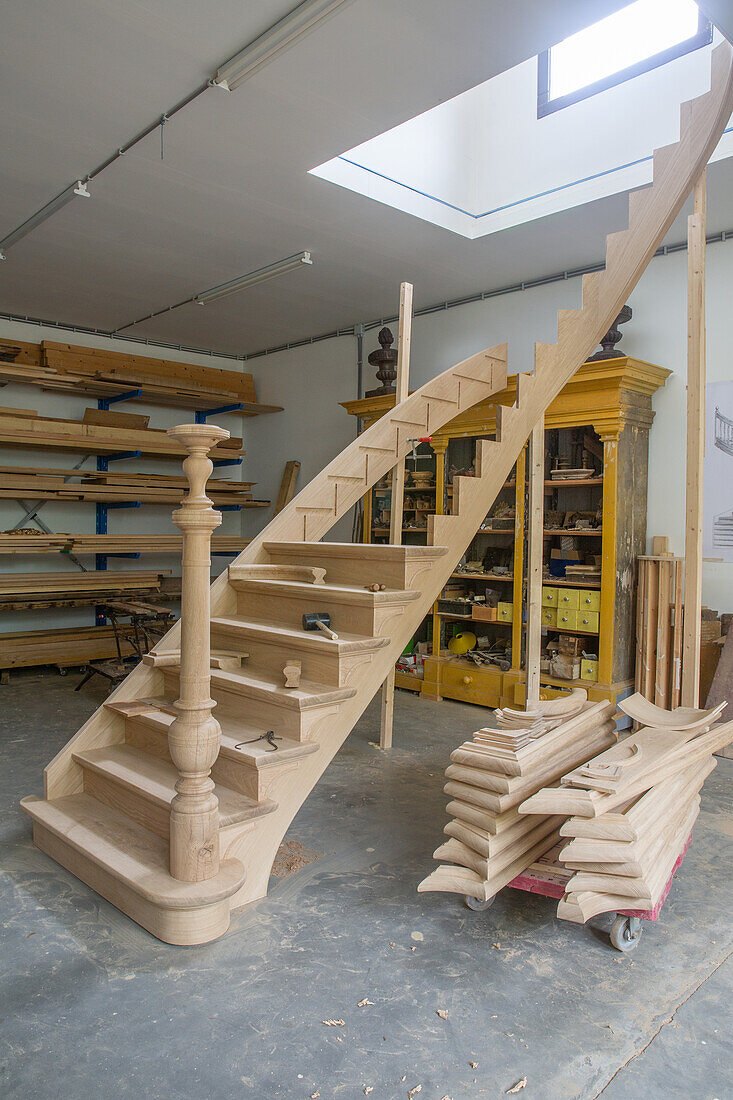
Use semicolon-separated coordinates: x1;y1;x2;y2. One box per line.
520;693;732;923
418;691;618;902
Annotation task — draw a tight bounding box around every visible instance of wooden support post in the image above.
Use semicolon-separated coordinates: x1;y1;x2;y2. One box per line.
166;423;229;881
525;417;545;708
682;171;707;708
511;446;526;670
380;282;413;749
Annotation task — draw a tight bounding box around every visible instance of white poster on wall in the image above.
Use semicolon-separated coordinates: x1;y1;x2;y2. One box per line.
704;381;733;562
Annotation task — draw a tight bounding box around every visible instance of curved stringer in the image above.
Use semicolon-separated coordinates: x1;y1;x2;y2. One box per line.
21;42;733;943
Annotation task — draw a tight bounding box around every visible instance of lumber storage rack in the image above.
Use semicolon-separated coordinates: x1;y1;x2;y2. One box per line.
462;834;692;952
91;388;248;623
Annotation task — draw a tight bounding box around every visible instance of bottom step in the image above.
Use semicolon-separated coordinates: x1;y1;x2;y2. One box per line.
21;793;245;945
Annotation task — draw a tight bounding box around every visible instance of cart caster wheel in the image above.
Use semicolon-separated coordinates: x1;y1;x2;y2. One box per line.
610;915;642;952
464;894;494;912
58;667;68;677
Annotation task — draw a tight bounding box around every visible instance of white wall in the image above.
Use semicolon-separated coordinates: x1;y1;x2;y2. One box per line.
0;320;261;632
241;239;733;614
241;337;360;544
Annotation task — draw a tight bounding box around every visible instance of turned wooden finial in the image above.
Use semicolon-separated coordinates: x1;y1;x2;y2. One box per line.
166;423;230;882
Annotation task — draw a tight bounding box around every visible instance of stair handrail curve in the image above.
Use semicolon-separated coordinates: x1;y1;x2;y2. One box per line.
41;39;733;805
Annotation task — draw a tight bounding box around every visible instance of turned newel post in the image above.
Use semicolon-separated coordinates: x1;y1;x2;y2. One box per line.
166;423;230;881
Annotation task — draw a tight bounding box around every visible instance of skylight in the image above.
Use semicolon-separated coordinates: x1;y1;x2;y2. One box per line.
539;0;711;115
310;18;729;240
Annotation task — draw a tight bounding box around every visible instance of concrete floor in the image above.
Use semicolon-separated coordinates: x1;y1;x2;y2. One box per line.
1;671;731;1100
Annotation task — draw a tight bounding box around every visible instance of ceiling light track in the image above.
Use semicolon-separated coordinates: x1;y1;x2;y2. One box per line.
213;0;355;90
114;251;313;333
0;1;354;255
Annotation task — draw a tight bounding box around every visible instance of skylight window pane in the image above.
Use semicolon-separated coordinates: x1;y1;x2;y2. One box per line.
550;0;701;100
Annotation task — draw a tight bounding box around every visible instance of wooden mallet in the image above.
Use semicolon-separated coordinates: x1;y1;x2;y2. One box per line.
302;612;339;640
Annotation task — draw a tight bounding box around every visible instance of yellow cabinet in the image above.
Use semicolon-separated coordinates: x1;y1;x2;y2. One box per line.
557;589;579;610
578;589;601;612
577;611;600;633
557;609;578;630
581;658;599;681
542;608;557;627
542;587;558;606
497;602;513;621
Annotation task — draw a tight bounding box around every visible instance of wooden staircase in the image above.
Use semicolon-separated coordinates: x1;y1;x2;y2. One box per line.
21;41;733;943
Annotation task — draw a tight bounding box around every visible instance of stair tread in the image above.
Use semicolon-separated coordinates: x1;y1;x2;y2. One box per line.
105;698;318;767
211;614;390;652
73;744;275;826
20;792;244;909
264;541;448;558
227;576;420;602
208;666;356;708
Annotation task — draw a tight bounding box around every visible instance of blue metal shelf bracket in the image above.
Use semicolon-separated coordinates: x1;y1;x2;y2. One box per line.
195;402;244;423
212;457;243;469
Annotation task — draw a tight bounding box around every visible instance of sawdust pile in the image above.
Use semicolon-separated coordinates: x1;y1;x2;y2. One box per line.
271;839;322;877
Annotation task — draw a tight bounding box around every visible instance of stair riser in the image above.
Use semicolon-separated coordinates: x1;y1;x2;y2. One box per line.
232;589;404;637
84;769;170;840
211;623;376;688
123;718;263;802
31;822;231;945
264;547;432;590
160;668;310;741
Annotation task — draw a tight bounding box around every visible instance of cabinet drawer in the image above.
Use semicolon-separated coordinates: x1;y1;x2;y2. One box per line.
578;589;600;612
439;661;503;707
541;608;557;627
497;602;513;621
577;611;599;633
557;589;579;610
581;658;599;682
542;587;558;606
556;609;578;630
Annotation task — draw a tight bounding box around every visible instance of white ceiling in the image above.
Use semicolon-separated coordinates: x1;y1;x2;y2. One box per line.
2;0;729;357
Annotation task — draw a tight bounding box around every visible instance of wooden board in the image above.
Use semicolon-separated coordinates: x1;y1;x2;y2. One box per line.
274;461;301;516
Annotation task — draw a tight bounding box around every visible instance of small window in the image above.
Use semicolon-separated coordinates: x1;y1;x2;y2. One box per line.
538;0;713;118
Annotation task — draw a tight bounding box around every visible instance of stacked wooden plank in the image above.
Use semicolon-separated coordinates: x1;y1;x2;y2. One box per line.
0;570;172;610
0;465;265;506
0;624;137;670
519;701;733;923
0;338;283;415
0;533;251;555
0;409;243;459
418;701;617;903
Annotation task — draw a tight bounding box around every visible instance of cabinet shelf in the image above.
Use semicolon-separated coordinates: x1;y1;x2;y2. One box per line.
450;571;514;582
544;528;602;537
